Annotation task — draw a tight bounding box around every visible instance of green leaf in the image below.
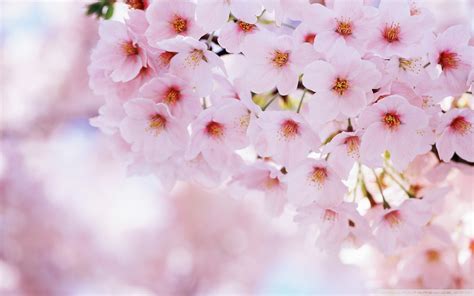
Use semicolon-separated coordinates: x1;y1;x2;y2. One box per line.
104;4;114;19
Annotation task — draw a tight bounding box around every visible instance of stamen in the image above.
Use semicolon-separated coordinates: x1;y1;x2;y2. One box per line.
171;15;187;34
237;21;256;33
384;210;401;227
383;112;401;130
438;51;459;70
164;87;180;105
272;50;289;68
206;121;224;139
383;23;400;43
425;249;440;262
310;167;328;185
450;116;472;135
332;77;349;95
148;113;167;134
335;20;352;37
125;0;146;10
280;119;299;139
344;136;360;156
122;41;139;56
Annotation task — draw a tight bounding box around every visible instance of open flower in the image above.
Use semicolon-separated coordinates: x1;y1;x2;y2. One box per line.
91;20;148;82
428;25;473;96
436;108;474;162
323;131;362;178
218;20;260;54
119;99;188;162
370;199;432;254
157;36;226;96
196;0;262;32
139;73;200;122
295;201;371;250
286;159;346;207
249;111;320;167
305;0;377;53
358;95;429;171
303;41;381;123
241;31;316;95
146;0;204;45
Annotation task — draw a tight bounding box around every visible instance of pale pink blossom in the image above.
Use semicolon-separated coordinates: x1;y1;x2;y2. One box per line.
295;201;371;250
286;159;346;207
232;162;287;216
303;41;381;123
242;31;316;95
186;100;251;168
358;95;429;171
305;0;377;53
157;36;226;96
195;0;262;32
218;20;260;54
428;25;473;96
370;199;432;254
145;0;204;45
366;0;425;58
91;20;148;82
436;108;474;162
120;99;188;162
323;131;362;178
249;111;320;167
139;73;201;122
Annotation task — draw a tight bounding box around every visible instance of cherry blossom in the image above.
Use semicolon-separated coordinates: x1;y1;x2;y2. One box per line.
436;108;474;162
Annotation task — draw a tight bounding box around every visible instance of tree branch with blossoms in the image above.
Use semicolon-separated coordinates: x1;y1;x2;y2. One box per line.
87;0;474;260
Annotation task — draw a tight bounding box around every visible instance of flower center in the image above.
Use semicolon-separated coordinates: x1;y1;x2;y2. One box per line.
323;209;337;221
159;51;177;66
265;176;280;189
310;167;328;185
304;33;316;44
148;113;167;133
206;121;224;139
335;20;352;37
383;112;401;130
125;0;146;10
450;116;472;135
383;23;400;43
272;50;289;68
425;249;440;262
171;15;187;34
187;49;206;66
280;119;299;139
344;136;360;156
122;41;139;56
332;77;349;95
164;87;181;105
438;50;459;70
384;210;401;227
237;21;256;33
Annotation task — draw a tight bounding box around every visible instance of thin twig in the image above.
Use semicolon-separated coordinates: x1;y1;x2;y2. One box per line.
296;89;307;113
372;169;390;209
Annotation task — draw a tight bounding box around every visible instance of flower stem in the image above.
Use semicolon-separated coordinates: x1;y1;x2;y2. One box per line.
262;94;279;111
372;169;391;209
296;89;307;113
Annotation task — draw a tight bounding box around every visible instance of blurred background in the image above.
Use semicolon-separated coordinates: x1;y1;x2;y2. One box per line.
1;1;473;295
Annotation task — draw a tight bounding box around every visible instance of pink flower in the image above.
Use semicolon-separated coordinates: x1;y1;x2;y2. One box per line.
370;199;432;254
323;131;362;178
305;0;377;53
428;25;473;96
286;159;346;207
145;0;204;45
91;20;148;82
303;41;381;123
186;101;251;168
436;108;474;162
232;162;287;216
210;75;261;115
358;95;429;171
218;20;260;54
196;0;262;32
119;99;188;162
139;73;200;122
90;96;126;135
249;111;320;167
295;201;371;250
241;31;316;95
157;36;226;96
366;0;424;58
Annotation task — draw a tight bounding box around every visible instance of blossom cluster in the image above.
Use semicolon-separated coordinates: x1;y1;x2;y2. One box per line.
89;0;474;256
